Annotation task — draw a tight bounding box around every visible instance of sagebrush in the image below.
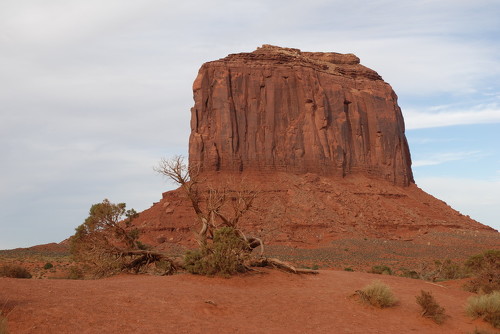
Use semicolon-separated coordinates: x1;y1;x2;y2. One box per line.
356;280;397;308
0;264;31;279
416;290;447;324
466;291;500;328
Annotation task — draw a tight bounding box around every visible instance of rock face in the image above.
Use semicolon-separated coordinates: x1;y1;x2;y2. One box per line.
126;45;496;249
189;45;413;186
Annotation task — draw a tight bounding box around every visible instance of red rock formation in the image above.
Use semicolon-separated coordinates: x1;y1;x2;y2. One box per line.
189;45;413;186
126;46;496;249
134;172;495;249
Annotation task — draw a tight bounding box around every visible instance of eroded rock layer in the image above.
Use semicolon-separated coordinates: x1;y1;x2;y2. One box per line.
134;172;495;249
189;45;413;186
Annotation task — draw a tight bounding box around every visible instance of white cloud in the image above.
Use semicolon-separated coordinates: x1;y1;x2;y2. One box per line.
0;1;160;45
405;103;500;129
412;151;485;167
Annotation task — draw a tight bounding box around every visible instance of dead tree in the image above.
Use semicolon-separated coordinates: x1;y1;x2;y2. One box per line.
155;156;317;275
154;156;262;250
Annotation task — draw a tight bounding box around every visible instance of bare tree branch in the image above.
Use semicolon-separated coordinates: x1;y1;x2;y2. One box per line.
154;156;317;275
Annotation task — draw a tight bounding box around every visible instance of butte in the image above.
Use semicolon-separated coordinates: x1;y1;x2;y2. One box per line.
133;45;496;248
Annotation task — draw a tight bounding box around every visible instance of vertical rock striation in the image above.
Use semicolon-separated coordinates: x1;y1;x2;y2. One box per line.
189;45;413;186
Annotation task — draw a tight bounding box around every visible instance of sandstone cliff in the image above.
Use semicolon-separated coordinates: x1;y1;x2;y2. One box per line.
127;46;495;249
189;45;413;186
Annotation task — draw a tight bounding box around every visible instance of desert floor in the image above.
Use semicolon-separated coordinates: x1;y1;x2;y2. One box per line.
1;268;496;334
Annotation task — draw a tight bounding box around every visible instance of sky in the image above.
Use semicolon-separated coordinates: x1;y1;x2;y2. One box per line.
1;0;499;249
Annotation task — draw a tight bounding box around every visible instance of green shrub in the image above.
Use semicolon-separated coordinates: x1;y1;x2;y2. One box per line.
400;268;419;279
43;262;54;270
344;267;354;272
70;199;143;277
464;250;500;294
184;227;249;277
416;290;447;324
369;265;392;275
0;264;32;279
184;249;205;274
465;250;500;272
466;291;500;328
356;280;398;308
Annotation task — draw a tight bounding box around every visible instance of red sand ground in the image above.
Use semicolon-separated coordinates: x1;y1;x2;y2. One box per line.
1;269;496;334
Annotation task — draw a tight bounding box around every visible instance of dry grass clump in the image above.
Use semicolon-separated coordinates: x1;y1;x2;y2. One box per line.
416;290;447;324
0;264;31;279
466;291;500;329
356;280;398;308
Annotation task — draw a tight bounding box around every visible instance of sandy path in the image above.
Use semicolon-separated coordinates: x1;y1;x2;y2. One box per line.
0;270;494;334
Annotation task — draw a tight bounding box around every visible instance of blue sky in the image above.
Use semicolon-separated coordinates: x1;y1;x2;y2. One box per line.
1;0;499;249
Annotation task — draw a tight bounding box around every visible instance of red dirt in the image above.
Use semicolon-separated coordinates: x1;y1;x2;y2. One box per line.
134;172;495;252
1;269;497;334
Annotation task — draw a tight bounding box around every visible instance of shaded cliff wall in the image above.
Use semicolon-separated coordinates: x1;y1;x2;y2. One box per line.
189;45;413;186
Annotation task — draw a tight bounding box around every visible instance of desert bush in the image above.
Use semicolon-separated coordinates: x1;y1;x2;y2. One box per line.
369;265;392;275
67;266;84;280
465;250;500;272
184;249;206;274
438;259;466;280
69;199;166;277
0;264;32;279
344;267;354;272
70;200;142;262
416;290;447;324
464;250;500;294
43;262;53;270
416;259;466;282
154;259;176;276
399;268;419;279
184;227;249;277
466;291;500;328
356;280;398;308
